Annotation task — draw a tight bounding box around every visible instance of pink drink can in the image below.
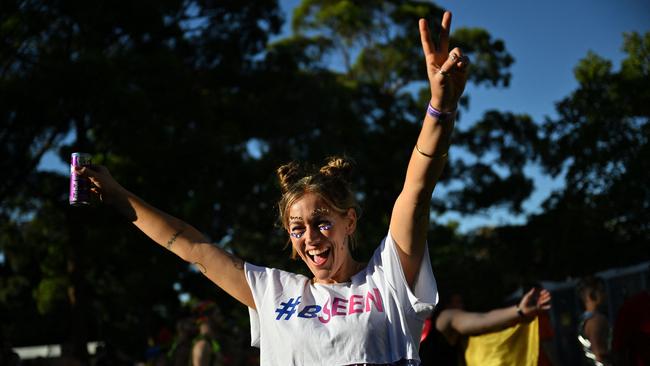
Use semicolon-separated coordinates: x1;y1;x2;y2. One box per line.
69;152;93;206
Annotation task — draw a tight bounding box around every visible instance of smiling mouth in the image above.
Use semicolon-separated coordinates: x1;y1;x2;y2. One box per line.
308;248;331;266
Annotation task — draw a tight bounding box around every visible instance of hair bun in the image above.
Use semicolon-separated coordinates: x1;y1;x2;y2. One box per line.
319;156;354;181
277;161;305;194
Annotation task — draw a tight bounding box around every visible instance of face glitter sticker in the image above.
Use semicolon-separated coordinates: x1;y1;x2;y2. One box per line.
290;221;333;239
318;222;332;231
310;207;330;217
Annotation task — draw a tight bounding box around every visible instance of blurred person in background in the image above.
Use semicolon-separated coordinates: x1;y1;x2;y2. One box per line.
420;287;553;365
191;301;224;366
167;316;197;366
611;289;650;366
577;276;611;366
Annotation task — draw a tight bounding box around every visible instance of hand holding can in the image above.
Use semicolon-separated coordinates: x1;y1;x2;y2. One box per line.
69;152;93;206
72;162;127;208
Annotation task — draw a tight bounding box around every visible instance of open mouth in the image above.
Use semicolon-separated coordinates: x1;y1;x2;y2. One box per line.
307;248;331;266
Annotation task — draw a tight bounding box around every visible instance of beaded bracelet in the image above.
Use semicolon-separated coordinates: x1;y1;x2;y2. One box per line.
416;103;454;159
426;103;456;120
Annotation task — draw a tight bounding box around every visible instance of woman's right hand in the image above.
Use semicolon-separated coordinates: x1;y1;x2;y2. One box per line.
75;165;126;206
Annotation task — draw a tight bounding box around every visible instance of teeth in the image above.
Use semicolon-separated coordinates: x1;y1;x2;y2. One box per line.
308;248;328;256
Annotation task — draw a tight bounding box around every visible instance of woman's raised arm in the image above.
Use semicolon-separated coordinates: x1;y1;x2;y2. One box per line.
77;165;255;309
389;11;469;287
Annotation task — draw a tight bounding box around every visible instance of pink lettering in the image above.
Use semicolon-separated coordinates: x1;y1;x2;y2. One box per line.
332;297;348;316
314;289;384;325
318;299;331;324
365;288;384;312
348;295;364;314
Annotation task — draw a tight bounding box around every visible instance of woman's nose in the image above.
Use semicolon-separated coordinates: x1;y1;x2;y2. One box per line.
304;226;322;245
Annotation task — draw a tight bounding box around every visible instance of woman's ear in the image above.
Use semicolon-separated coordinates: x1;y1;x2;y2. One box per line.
345;208;357;235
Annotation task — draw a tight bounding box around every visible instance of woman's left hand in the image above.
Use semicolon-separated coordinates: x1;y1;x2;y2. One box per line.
419;11;469;112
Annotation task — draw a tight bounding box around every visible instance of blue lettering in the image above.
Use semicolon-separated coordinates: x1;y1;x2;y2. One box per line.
298;305;322;319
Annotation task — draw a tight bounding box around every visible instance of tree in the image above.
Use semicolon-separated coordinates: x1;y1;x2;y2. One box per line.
1;0;282;360
445;32;650;298
533;31;650;275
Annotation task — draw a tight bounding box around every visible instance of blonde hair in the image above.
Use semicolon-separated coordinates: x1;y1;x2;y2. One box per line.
277;156;360;258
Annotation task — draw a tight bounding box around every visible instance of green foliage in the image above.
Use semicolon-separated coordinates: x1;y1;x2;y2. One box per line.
33;276;69;314
543;34;648;196
622;32;650;74
529;31;650;275
450;111;540;213
1;0;282;358
574;52;613;85
442;29;649;293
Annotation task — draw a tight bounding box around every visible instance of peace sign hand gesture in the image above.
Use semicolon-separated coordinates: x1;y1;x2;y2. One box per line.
419;11;469;113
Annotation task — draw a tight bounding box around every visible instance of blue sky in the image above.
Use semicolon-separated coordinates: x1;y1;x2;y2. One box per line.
39;0;649;232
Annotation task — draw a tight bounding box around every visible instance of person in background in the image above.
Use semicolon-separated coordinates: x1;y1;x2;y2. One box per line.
577;276;611;366
524;282;561;366
611;290;650;366
167;316;197;366
419;292;466;365
191;301;223;366
538;309;562;366
420;287;552;365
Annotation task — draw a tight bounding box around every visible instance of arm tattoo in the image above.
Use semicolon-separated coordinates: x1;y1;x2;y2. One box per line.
193;262;207;274
192;250;243;276
166;228;185;250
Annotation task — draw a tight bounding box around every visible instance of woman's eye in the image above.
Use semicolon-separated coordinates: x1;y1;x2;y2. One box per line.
290;231;304;239
318;223;332;231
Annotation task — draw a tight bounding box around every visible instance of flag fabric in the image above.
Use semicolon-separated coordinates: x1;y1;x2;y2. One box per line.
464;317;539;366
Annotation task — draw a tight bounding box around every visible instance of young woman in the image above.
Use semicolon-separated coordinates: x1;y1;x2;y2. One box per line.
78;10;469;365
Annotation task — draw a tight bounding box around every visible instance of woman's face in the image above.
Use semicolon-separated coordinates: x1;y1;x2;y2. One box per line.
287;192;356;283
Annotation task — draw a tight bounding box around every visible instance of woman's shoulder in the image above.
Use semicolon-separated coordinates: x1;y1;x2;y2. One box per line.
588;312;609;326
583;311;610;334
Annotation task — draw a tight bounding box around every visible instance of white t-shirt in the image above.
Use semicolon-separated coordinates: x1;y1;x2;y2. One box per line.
245;231;438;366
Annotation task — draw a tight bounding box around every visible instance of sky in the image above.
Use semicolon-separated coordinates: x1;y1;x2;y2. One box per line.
38;0;650;232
